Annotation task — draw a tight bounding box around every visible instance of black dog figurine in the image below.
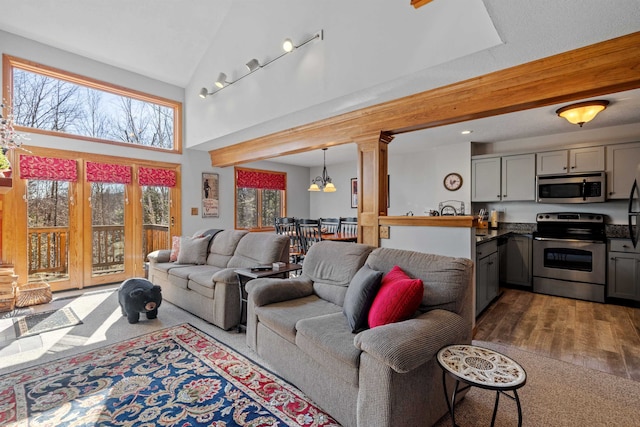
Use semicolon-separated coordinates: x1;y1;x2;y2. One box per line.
118;278;162;324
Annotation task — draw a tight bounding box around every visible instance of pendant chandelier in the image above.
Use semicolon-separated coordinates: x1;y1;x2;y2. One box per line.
308;148;336;192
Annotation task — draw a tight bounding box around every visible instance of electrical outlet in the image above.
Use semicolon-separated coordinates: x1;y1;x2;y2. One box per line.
379;226;390;239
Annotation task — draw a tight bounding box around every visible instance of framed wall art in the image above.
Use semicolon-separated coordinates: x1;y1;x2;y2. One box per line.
202;172;219;218
351;178;358;208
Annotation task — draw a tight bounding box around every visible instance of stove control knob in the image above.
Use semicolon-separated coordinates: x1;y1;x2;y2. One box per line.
589;215;595;220
596;215;602;220
545;215;550;219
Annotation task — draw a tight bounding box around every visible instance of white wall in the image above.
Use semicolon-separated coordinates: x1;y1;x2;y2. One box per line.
181;154;310;235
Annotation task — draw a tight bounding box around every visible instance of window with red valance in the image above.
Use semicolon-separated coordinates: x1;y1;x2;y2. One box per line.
236;168;286;190
138;167;177;187
86;161;132;183
19;155;78;181
235;167;286;231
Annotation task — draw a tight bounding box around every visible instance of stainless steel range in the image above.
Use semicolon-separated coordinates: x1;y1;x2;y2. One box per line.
532;212;607;303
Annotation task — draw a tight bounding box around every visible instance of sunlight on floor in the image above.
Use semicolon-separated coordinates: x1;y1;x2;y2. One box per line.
0;287;120;365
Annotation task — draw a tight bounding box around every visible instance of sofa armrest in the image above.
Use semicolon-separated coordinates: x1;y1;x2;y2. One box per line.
354;309;470;373
246;278;314;307
211;268;239;284
148;249;171;263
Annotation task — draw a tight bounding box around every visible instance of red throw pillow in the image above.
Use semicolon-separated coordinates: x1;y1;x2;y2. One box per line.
367;265;424;328
169;236;180;262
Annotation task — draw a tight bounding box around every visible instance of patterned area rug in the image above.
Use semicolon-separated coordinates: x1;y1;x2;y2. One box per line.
13;307;83;338
0;323;339;426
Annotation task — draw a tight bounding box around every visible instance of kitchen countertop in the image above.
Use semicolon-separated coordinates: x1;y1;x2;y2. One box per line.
475;229;513;243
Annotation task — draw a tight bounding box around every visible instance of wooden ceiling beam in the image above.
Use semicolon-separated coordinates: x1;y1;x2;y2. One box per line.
209;31;640;167
411;0;435;9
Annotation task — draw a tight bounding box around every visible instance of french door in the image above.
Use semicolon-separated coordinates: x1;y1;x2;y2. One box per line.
6;147;180;292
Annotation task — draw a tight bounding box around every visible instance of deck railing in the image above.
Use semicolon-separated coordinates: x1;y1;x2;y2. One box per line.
27;224;169;275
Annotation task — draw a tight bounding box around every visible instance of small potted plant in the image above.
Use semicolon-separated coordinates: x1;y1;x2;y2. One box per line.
0;149;11;177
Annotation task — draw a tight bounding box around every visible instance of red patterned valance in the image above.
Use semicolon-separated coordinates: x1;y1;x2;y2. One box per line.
139;167;177;187
86;162;132;183
236;168;286;190
19;155;78;181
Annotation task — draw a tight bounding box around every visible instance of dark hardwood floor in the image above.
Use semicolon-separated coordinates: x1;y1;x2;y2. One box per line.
474;288;640;382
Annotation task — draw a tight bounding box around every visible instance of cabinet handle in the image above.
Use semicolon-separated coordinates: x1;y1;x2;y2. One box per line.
563;166;567;170
497;195;500;198
611;257;615;261
503;194;507;198
623;244;630;248
609;191;614;195
571;166;575;169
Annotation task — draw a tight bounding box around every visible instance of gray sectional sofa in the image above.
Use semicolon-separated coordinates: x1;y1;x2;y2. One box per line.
245;240;474;427
147;229;289;330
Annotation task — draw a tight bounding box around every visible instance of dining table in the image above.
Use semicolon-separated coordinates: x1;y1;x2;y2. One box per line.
321;233;357;242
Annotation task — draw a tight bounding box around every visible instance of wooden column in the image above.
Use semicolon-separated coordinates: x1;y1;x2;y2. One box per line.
354;132;393;247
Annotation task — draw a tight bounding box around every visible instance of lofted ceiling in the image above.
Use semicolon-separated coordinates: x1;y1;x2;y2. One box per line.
0;1;639;167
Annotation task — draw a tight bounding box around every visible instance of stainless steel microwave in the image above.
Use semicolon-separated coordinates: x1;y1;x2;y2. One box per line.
536;171;606;203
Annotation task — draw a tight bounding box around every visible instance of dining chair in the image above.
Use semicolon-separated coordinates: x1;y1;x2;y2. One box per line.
275;217;303;263
320;217;341;234
296;219;322;256
339;217;358;239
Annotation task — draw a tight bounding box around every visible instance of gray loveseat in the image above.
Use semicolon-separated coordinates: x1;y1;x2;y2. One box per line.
245;241;473;427
147;229;289;330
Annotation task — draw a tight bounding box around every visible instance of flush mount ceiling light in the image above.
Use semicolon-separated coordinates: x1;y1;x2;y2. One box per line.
556;100;609;127
308;148;336;192
199;30;323;99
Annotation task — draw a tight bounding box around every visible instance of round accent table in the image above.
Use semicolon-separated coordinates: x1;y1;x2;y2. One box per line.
437;344;527;427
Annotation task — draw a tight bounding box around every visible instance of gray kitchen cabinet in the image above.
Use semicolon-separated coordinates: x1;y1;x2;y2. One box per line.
608;239;640;301
536;146;605;175
476;239;499;316
606;142;640;199
472;154;535;202
471;157;501;202
505;234;532;287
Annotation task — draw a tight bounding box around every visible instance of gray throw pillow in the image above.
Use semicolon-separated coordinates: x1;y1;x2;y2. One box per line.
177;235;211;265
343;264;383;333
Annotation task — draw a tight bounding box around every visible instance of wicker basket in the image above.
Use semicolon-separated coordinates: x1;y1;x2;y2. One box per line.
15;281;52;307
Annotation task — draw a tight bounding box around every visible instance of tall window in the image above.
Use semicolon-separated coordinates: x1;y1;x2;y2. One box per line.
235;167;286;231
3;55;182;152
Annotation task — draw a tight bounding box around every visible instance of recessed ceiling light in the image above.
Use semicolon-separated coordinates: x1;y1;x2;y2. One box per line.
461;130;473;135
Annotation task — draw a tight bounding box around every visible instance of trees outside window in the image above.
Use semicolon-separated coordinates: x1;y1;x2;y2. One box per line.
235;168;285;231
4;55;181;152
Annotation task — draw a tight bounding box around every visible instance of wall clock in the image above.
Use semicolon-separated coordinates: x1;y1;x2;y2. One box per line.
443;172;463;191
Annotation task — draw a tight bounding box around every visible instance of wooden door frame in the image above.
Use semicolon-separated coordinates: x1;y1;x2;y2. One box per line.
2;146;181;290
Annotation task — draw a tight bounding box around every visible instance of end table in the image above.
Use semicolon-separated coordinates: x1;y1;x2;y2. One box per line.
235;263;302;332
437;344;527;427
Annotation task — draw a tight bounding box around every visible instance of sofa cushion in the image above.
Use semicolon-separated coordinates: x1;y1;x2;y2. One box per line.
254;295;342;344
168;265;219;291
368;265;423;328
207;230;248;268
302;241;374;306
228;232;289;268
177;235;211;264
295;312;362;387
365;247;474;318
343;265;383;332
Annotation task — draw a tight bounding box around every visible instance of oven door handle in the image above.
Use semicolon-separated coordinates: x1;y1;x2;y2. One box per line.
533;237;604;244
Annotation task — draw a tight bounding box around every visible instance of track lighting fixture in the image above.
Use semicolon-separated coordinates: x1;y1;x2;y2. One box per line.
214;72;229;89
199;30;323;99
246;58;261;73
